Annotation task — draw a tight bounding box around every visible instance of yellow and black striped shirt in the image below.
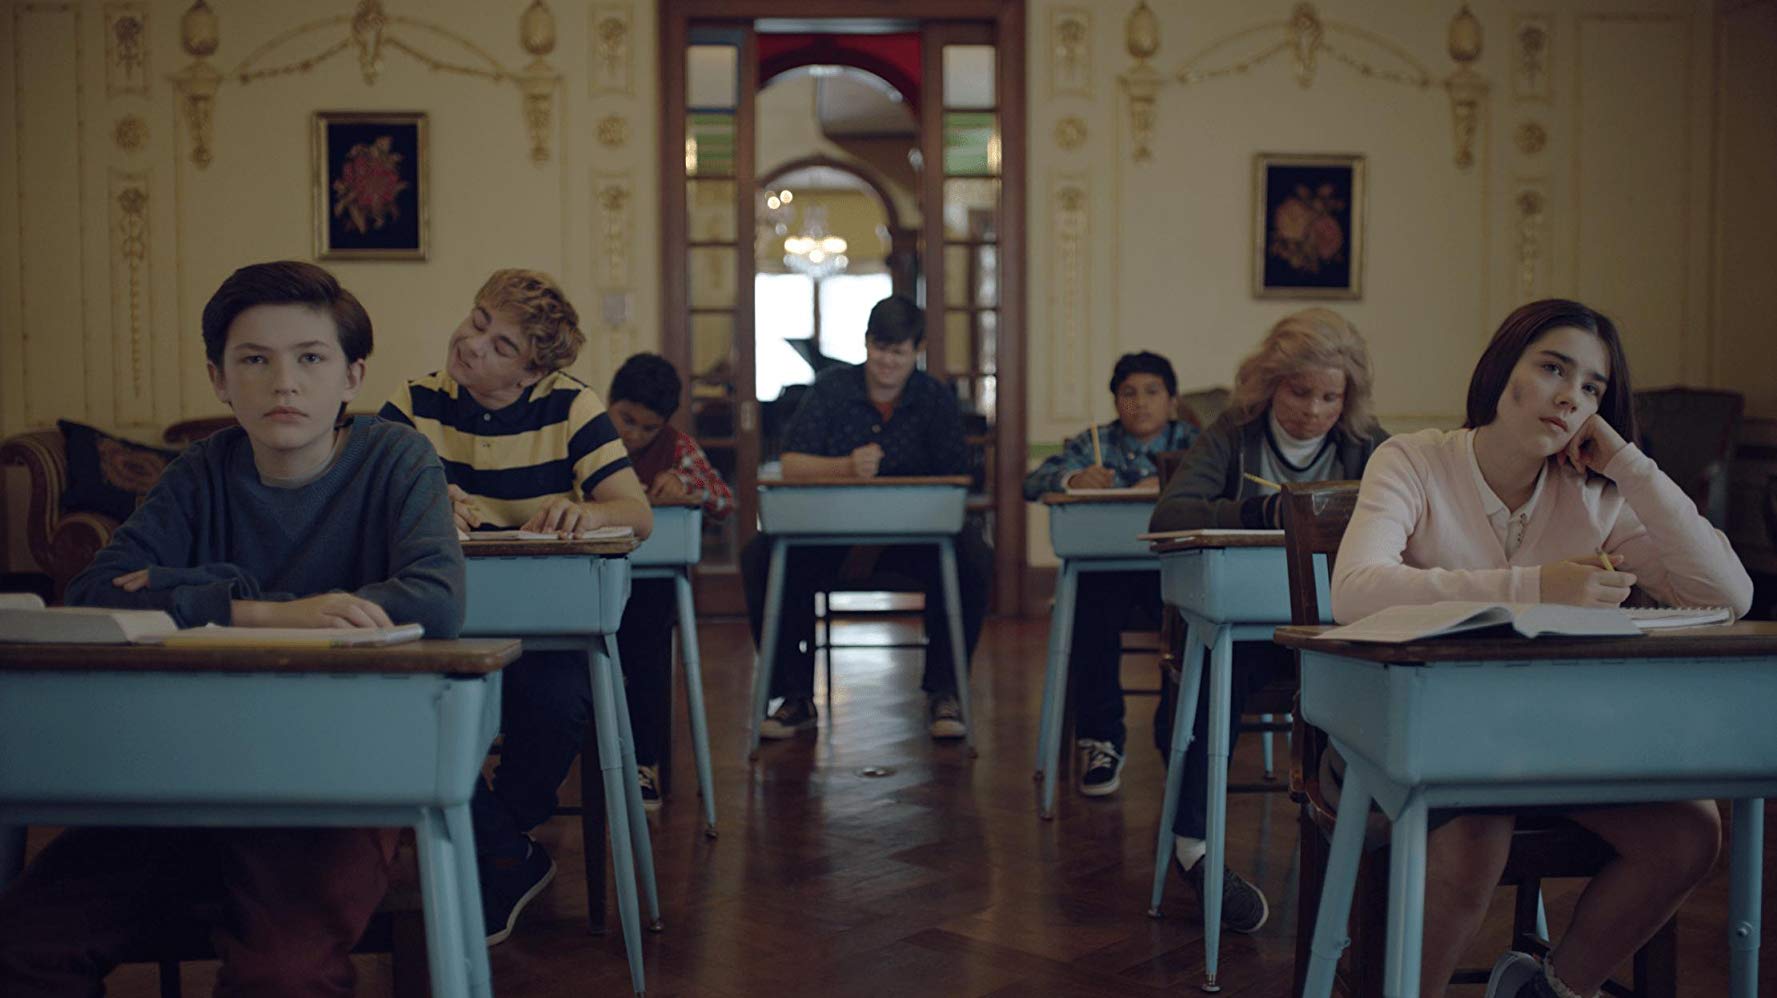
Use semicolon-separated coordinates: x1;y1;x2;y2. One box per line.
380;369;631;528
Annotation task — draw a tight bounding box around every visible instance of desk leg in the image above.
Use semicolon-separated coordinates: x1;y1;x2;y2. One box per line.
1201;624;1233;992
748;538;789;760
1038;560;1080;818
415;807;470;998
937;538;977;757
606;634;663;932
1302;763;1371;998
675;571;718;838
1383;793;1429;998
446;803;494;998
590;642;648;997
1730;798;1764;998
0;824;23;887
1148;615;1203;916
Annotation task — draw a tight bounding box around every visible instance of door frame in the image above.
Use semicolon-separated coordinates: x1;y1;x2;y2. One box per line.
660;0;1028;615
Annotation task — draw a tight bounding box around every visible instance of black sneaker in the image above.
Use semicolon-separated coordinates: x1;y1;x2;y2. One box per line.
638;764;661;812
1175;853;1270;933
481;837;556;946
927;693;966;739
1077;739;1124;797
760;697;818;739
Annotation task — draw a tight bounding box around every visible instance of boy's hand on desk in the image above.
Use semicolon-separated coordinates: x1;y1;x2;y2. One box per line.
520;496;605;535
1065;465;1117;490
235;594;394;629
447;485;484;532
648;471;688;501
850;443;883;479
1540;559;1636;608
112;568;153;592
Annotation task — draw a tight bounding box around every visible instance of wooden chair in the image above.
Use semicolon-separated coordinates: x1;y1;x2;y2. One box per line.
1279;480;1678;998
1633;387;1743;529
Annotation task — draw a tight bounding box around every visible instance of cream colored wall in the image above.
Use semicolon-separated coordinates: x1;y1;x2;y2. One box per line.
1021;0;1752;566
0;0;661;445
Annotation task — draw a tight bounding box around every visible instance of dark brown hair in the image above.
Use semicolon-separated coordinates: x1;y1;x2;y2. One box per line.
864;294;925;347
200;261;373;365
1463;298;1636;442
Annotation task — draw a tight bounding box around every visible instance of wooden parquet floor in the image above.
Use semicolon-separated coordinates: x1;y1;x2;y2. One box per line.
58;613;1777;997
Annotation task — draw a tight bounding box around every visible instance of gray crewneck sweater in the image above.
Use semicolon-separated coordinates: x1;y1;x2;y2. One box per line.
65;415;465;636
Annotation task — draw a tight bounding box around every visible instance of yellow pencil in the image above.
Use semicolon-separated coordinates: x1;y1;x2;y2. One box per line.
1242;472;1282;491
1089;421;1104;467
1597;551;1615;572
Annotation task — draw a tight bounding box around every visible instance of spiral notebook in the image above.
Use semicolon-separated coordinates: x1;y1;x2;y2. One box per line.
1318;601;1732;643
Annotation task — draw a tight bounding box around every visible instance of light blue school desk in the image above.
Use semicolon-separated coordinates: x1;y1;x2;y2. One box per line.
461;535;658;998
1032;491;1159;818
748;475;975;758
1276;622;1777;998
1148;529;1328;993
0;637;521;998
629;497;717;837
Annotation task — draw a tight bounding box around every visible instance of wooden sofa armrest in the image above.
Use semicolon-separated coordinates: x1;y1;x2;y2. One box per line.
0;429;120;601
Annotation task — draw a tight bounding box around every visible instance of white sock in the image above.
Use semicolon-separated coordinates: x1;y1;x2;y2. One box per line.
1174;835;1207;869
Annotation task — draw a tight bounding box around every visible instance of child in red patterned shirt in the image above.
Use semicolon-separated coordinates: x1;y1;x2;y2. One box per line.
607;353;732;808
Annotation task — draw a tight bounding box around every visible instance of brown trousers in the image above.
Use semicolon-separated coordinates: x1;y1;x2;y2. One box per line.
0;826;398;997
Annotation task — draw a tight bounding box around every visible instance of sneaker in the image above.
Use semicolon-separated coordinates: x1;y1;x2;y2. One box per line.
759;697;817;739
481;837;556;946
637;764;661;812
1175;853;1270;933
1485;951;1543;998
1077;739;1124;797
927;693;966;739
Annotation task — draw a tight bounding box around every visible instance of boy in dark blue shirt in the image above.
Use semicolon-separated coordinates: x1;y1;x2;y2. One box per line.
742;295;994;740
0;261;463;996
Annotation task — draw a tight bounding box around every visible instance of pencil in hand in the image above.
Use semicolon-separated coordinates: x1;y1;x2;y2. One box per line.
1597;550;1616;572
1088;422;1104;468
1242;472;1282;491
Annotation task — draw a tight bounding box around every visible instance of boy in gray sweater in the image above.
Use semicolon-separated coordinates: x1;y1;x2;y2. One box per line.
0;261;462;997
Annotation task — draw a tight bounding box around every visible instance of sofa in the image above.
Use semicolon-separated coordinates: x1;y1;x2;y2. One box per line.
0;416;240;601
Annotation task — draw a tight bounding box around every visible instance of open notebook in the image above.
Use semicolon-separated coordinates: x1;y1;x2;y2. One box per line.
0;594;424;647
458;526;636;541
1316;601;1731;643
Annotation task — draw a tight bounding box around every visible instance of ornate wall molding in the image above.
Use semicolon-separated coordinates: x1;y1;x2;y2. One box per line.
1514;119;1547;155
1049;7;1092;98
589;4;634;96
109;171;152;406
168;0;560;168
593;171;634;310
113;114;149;152
1121;2;1489;169
1048;175;1090;422
596;113;629;149
1514;180;1548;302
1512;13;1553;101
103;3;149;96
1054;116;1086;151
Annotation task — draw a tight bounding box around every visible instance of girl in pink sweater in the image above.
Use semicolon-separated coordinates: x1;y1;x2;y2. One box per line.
1332;299;1753;998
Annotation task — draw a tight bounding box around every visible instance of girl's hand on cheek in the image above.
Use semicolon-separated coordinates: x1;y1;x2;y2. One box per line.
1562;414;1627;477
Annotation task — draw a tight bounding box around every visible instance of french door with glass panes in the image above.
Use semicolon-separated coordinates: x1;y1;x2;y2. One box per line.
660;2;1025;615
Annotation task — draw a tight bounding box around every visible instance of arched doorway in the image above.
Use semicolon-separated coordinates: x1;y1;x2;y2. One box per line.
661;2;1027;616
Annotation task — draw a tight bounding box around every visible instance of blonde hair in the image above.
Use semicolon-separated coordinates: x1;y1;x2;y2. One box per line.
1227;308;1377;436
475;268;585;371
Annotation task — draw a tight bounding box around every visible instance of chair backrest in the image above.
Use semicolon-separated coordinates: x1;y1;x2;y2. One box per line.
1279;480;1361;627
1155;449;1190;491
1278;480;1359;809
1633;386;1744;528
1176;386;1230;429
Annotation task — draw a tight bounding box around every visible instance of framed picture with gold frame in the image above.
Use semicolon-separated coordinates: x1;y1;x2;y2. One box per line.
1252;152;1364;300
312;111;428;261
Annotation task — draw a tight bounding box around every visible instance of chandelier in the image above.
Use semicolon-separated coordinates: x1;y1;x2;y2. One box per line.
765;193;848;280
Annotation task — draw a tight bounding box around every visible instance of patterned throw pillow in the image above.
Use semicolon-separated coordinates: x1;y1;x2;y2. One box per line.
56;419;181;522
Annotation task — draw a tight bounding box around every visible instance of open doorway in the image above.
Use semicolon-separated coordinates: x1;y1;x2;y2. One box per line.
661;3;1027;615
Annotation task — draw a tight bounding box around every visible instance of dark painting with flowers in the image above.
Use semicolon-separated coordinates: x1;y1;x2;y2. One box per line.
1252;153;1364;299
313;112;428;260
